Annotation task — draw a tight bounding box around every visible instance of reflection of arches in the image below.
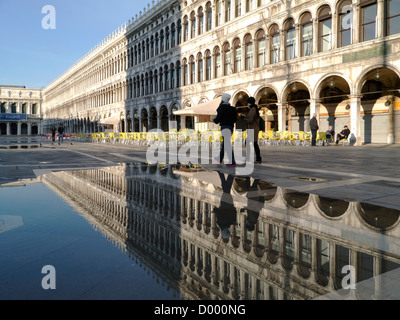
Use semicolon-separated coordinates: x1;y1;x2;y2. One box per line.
315;196;349;218
283;189;309;209
357;202;400;230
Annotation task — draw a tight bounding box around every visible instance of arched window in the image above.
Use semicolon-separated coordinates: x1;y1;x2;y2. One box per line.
166;27;170;50
189;56;195;84
160;30;165;53
233;38;241;73
164;65;169;91
318;5;332;52
284;18;296;60
154;70;158;93
386;0;400;36
171;23;176;47
198;7;204;35
300;12;313;57
183;16;189;41
176;61;181;87
256;29;266;67
223;43;231;76
225;0;231;23
137;43;141;63
146;39;150;60
214;46;222;78
182;58;188;86
177;20;182;44
244;34;253;70
269;24;280;63
149;71;154;94
246;0;254;12
236;0;242;17
205;50;212;80
150;36;154;58
361;0;377;41
197;53;204;82
216;0;222;27
190;11;196;38
159;67;164;91
206;2;212;32
155;33;159;55
338;0;353;47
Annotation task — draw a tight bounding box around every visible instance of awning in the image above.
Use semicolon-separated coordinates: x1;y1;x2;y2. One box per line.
99;114;120;125
173;98;221;116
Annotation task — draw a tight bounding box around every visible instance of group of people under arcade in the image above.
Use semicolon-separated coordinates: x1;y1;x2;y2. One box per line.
213;93;353;168
310;113;351;147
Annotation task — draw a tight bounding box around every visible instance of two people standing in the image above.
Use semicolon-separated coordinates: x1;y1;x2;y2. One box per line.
213;94;263;166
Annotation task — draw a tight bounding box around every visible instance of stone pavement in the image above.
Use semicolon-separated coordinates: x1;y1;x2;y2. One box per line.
1;136;399;210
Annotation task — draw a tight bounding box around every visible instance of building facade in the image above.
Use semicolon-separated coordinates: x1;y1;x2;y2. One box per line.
0;85;42;135
19;0;400;144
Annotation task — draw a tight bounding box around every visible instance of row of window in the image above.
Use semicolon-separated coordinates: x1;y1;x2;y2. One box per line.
129;0;400;69
0;102;39;114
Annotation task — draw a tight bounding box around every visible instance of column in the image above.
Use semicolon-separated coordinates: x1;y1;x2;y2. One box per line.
350;95;362;146
331;10;338;49
6;122;10;135
157;115;161;130
377;0;385;38
312;18;319;54
277;103;287;131
353;3;360;44
27;123;32;136
373;256;383;300
17;122;21;135
387;95;395;144
295;23;301;59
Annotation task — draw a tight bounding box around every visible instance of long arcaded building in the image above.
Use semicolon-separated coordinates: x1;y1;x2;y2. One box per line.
2;0;400;145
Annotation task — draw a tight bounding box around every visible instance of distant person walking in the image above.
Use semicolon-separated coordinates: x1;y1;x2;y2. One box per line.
310;113;319;146
213;93;237;167
51;126;57;143
57;123;64;144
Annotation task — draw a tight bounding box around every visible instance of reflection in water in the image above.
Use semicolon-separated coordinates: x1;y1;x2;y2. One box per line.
42;163;400;300
0;215;23;233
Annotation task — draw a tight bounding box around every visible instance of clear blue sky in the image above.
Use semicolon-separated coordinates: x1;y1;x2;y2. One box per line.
0;0;152;89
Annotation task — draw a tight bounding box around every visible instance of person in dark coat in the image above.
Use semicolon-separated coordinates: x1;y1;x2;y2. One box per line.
310;113;319;146
335;125;351;145
243;97;262;164
213;93;237;167
51;126;57;143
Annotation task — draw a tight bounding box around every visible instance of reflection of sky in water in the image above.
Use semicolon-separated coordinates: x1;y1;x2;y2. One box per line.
0;184;178;300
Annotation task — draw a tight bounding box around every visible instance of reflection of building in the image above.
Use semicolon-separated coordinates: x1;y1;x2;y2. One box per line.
0;85;42;136
42;163;400;300
37;0;400;144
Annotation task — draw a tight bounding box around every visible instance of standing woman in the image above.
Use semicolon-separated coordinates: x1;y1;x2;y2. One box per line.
244;97;262;164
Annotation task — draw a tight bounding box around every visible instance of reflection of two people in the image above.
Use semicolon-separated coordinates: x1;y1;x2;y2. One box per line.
213;172;264;240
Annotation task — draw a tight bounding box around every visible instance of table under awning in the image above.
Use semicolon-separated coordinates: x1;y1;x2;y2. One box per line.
99;114;120;125
173;98;221;116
